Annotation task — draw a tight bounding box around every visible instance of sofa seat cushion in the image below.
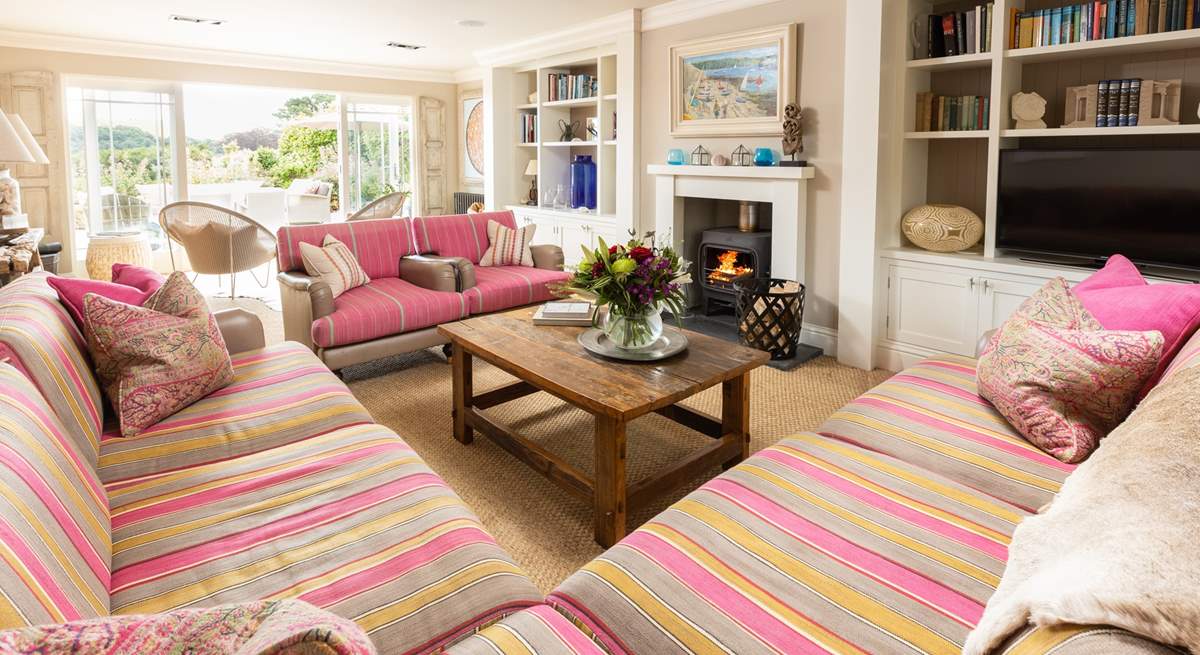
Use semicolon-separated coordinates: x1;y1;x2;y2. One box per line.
311;278;468;349
550;432;1157;655
97;342;372;484
818;355;1075;512
444;605;607;655
465;266;569;315
105;422;542;654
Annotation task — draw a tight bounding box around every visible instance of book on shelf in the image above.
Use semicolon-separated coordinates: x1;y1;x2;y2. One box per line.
532;301;597;326
914;93;989;132
1011;0;1199;49
918;3;994;60
519;113;537;144
1092;78;1144;126
546;73;597;102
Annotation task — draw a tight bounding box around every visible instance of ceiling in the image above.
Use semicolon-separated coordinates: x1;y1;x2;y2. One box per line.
5;0;673;76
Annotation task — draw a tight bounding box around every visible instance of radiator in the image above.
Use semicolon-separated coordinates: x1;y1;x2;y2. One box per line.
452;192;485;214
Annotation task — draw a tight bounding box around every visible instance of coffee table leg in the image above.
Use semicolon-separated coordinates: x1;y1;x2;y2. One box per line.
594;415;627;548
721;373;750;469
452;343;474;445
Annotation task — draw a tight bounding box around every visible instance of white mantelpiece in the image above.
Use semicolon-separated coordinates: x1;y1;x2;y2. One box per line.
647;164;815;282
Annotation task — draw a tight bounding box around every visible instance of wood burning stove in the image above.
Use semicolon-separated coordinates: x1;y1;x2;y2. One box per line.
697;227;771;315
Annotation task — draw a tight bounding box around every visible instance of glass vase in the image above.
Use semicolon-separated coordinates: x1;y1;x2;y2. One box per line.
0;169;21;217
570;154;597;210
602;304;664;351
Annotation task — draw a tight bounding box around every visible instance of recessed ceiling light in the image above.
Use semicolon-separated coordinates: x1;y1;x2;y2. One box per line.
385;42;426;50
169;14;226;25
457;19;486;28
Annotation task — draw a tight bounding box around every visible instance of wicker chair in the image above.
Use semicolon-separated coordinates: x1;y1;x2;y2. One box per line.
347;191;409;221
159;201;277;298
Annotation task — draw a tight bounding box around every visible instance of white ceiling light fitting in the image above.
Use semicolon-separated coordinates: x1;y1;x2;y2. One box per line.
385;42;426;50
457;19;486;28
169;14;226;26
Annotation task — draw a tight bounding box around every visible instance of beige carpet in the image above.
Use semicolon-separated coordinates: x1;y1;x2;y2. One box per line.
210;296;893;592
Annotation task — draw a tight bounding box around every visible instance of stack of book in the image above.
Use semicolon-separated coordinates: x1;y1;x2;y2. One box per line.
921;4;996;58
1011;0;1199;49
1096;79;1144;126
914;93;991;132
532;301;596;326
519;114;537;144
546;74;598;102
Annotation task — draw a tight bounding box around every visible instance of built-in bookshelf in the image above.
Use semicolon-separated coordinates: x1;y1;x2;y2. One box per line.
889;0;1200;261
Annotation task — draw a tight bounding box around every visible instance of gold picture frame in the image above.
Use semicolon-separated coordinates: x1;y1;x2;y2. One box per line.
670;23;797;137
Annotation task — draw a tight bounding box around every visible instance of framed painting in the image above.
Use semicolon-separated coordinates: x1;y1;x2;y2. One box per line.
669;24;797;137
460;91;484;187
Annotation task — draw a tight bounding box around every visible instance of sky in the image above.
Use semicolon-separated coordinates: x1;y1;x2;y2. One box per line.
181;83;315;139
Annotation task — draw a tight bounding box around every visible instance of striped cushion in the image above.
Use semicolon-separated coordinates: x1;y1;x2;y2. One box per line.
106;422;542;653
0;273;104;466
299;235;371;298
413;212;518;264
444;605;608;655
277;218;415;279
97;342;372;484
479;220;535;268
818;355;1075;512
0;364;110;628
464;267;570;315
996;625;1177;654
312;278;468;349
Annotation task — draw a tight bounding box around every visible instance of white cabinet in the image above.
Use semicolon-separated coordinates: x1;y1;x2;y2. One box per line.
512;207;619;268
977;277;1044;332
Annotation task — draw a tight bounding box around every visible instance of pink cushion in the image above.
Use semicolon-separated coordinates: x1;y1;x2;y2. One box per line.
47;275;157;328
111;263;166;292
464;266;570;315
311;278;468;348
276;218;415;279
1072;254;1200;390
412;211;518;264
978;277;1163;463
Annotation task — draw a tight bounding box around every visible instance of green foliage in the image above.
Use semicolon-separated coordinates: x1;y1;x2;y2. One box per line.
70;124;160;150
272;93;335;121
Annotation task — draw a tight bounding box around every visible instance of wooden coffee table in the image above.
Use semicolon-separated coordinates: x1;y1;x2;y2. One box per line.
438;307;769;547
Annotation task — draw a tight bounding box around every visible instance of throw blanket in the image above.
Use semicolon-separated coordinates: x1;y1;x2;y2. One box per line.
964;364;1200;654
0;600;376;655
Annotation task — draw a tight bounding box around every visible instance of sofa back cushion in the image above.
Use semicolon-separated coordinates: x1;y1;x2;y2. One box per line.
413;211;518;264
277;218;415;280
0;363;111;628
1156;325;1200;388
0;273;104;466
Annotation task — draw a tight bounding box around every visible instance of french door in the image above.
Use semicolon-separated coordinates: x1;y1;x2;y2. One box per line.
341;98;414;217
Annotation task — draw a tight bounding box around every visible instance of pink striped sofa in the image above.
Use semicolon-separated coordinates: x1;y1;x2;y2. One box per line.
277;212;568;372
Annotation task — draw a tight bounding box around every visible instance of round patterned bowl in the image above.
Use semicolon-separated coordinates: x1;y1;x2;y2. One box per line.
901;204;983;252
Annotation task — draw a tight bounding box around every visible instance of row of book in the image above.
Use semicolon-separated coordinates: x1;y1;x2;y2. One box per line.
1011;0;1200;49
923;4;997;58
914;93;992;132
519;113;537;144
1095;79;1144;126
546;73;598;102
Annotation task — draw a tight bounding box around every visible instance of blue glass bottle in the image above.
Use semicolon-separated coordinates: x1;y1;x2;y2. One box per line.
571;154;597;210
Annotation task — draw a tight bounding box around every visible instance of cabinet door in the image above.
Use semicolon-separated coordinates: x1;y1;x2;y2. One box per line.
978;276;1044;332
591;225;628;249
559;224;590;267
886;263;979;356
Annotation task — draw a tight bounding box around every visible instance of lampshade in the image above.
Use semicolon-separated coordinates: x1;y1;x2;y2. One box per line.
0;112;34;164
6;114;48;165
524;159;538;177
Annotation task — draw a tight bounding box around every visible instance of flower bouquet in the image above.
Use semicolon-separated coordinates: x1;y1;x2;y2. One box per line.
563;232;691;350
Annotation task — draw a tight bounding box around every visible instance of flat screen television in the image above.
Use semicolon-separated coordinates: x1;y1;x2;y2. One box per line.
997;148;1200;273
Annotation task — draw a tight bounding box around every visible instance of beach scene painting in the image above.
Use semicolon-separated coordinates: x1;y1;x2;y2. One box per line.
670;24;796;137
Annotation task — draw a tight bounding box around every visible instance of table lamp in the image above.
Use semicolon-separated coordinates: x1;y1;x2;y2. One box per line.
0;112;48;227
524;159;538;206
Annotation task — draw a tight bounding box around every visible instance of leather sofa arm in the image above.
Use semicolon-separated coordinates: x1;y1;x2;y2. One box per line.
214;308;265;354
410;255;475;291
531;244;565;271
277;271;335;351
399;256;459;293
976;329;999;358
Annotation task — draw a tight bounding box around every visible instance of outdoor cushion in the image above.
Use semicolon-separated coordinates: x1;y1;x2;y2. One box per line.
0;363;110;628
106;422;542;654
97;341;372;484
311;277;468;349
277;218;415;280
818;354;1075;512
0;273;105;465
444;605;607;655
413;211;517;264
464;266;569;315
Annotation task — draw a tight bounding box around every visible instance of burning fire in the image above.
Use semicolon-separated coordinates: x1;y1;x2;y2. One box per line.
707;249;753;285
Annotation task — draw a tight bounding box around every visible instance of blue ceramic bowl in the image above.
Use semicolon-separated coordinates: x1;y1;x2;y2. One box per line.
753;147;774;166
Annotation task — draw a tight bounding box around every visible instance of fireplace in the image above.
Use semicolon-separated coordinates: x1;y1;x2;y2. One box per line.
696;227;771;315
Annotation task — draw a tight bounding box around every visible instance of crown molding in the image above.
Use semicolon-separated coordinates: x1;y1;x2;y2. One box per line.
0;29;457;84
472;10;638;67
453;67;484;84
640;0;782;32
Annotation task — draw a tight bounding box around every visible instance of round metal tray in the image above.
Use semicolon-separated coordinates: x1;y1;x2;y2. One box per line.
578;326;689;362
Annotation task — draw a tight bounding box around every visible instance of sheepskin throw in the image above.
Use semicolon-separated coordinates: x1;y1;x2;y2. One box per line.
964;363;1200;654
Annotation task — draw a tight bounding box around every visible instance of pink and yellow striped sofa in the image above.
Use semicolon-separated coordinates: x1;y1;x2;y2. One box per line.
277;211;569;372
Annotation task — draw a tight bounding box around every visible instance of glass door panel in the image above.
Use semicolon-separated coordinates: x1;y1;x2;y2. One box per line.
344;102;413;217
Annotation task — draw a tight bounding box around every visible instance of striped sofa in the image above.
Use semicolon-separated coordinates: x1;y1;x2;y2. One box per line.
277;211;569;372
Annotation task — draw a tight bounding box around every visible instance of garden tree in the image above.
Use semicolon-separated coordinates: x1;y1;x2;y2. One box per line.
70;124;159;151
272;94;335;121
222;127;279;151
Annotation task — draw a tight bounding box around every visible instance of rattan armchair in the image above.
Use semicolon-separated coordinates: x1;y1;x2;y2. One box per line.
347;191;409;221
159;201;277;298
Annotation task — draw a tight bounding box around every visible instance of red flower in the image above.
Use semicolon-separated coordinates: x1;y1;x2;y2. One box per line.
591;261;606;277
609;245;620;255
628;246;654;262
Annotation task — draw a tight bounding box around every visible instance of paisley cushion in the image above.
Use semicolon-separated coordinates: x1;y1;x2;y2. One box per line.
82;272;234;437
977;278;1163;463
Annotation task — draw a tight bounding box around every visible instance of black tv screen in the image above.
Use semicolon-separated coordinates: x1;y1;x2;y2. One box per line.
997;148;1200;271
